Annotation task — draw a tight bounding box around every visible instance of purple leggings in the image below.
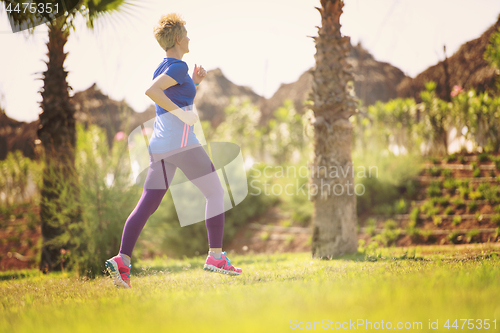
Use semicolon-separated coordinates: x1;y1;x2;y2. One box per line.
119;146;225;257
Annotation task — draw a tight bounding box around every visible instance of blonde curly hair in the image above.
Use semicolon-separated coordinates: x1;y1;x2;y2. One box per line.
153;13;186;51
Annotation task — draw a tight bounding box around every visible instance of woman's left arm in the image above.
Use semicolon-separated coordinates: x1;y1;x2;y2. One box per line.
192;64;207;86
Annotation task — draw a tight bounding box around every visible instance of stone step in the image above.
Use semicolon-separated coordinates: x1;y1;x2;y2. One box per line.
423;164;497;170
370;213;497;221
248;223;311;234
414;199;490;206
415;176;498;183
360;227;498;235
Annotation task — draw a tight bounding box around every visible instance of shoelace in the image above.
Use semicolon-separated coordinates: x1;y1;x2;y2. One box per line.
222;252;232;266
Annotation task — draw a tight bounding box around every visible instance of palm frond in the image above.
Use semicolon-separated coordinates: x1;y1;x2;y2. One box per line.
82;0;145;31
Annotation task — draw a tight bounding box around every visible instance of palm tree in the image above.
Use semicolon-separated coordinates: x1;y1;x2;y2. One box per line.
310;0;358;258
2;0;141;272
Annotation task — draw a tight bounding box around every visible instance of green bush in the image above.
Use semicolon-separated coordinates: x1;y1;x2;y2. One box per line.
448;230;461;244
466;229;480;243
468;201;478;213
445;154;457;163
420;229;433;241
429;167;442;177
433;216;442;226
409;207;420;224
394;199;408;214
379;219;400;246
478;153;490;163
406;225;420;242
453;198;466;210
473;167;481;178
458;184;470;199
421;200;440;218
443;178;457;192
452;215;462;226
0;150;43;207
492;214;500;227
441;168;452;178
60;124;141;276
353;151;423;217
436;195;451;207
443;207;454;215
494;157;500;171
427;181;442;197
478;183;499;204
468;191;483;200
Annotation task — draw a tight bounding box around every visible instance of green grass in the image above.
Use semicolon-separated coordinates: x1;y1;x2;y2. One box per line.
1;249;500;333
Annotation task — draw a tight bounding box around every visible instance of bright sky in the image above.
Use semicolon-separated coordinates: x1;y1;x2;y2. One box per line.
1;0;500;122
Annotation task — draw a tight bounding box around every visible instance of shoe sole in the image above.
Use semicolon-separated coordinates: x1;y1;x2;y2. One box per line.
203;264;242;275
105;260;130;289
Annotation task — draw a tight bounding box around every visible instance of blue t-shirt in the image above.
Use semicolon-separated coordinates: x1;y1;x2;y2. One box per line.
148;58;200;154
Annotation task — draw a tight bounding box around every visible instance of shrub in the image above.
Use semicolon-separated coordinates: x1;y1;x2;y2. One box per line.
436;195;451;207
406;225;421;242
443;207;454;215
420;229;433;241
26;212;38;231
429;167;442;177
458;184;470;199
448;230;461;244
428;157;440;165
441;168;452;178
478;183;499;204
494;157;500;171
453;198;466;210
260;231;270;241
468;201;478;213
469;191;483;200
492;214;500;227
380;219;400;246
452;215;462;226
466;229;480;243
433;216;442;226
427;181;442;197
445;153;457;163
478;153;490;163
394;199;408;214
473;167;481;178
425;206;440;219
409;207;420;224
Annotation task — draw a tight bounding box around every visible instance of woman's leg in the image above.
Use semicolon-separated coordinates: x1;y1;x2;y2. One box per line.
119;159;177;257
167;146;225;249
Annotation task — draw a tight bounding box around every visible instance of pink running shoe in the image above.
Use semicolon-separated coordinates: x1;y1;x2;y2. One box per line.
204;251;242;275
105;256;131;288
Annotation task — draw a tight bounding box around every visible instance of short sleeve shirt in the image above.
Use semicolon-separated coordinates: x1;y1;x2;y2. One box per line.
148;58;200;154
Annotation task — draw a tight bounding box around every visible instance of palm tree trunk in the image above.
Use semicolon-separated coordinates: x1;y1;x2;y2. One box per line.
310;0;358;258
37;20;80;272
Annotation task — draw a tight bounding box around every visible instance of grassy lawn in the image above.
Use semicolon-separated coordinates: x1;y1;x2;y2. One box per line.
1;246;499;333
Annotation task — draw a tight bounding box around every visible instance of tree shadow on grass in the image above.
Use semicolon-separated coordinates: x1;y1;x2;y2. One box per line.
130;255;289;275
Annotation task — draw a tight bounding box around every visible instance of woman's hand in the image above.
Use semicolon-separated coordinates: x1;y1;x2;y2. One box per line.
192;64;207;84
178;110;199;126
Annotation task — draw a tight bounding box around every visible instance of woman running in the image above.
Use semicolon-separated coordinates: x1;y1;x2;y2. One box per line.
105;13;242;289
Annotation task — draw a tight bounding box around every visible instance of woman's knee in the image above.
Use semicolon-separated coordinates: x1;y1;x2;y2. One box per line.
205;180;225;199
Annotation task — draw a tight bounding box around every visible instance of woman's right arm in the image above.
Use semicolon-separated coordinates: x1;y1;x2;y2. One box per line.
145;74;199;125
